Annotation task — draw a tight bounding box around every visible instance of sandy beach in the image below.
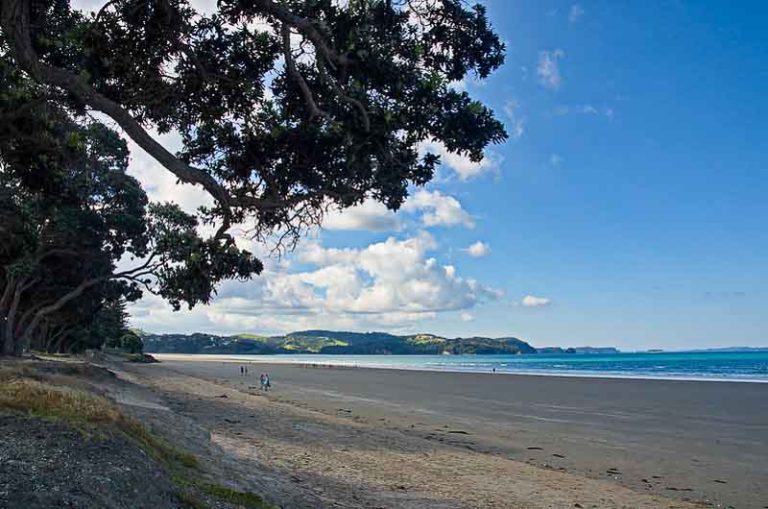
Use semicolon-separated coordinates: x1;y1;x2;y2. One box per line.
123;355;767;508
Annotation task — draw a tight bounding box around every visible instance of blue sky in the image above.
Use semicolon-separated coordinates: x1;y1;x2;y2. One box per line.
121;1;767;350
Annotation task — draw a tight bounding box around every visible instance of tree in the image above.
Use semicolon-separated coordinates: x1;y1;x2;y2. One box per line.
1;0;506;241
0;62;261;354
0;0;507;353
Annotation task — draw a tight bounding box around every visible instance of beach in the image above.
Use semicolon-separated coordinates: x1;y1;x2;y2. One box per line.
132;355;767;508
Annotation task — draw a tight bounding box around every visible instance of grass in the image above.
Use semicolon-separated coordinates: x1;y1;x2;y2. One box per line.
175;482;275;509
0;363;39;382
235;333;268;341
197;482;275;508
0;366;273;509
0;377;197;467
407;334;446;345
175;490;208;509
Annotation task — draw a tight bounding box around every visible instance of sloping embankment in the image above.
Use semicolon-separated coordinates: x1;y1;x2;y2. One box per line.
0;358;273;509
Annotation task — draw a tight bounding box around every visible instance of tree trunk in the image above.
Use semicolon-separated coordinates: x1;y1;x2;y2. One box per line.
19;277;103;353
2;282;21;356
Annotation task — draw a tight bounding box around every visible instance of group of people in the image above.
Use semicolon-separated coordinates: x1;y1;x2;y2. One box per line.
238;365;271;391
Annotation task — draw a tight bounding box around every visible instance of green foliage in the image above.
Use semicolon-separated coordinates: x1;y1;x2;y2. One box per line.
0;65;259;354
197;483;275;509
1;0;507;355
280;334;348;353
235;333;267;341
407;334;447;346
3;0;505;236
119;333;144;354
106;328;144;354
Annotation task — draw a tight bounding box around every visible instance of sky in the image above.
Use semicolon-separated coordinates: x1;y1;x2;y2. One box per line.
75;1;768;350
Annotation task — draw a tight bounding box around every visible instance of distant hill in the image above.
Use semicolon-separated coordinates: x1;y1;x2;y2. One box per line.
538;346;620;354
683;347;768;353
141;330;625;356
141;330;543;355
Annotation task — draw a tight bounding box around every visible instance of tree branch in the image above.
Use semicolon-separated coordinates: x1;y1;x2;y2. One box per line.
281;23;329;122
0;0;238;225
252;0;351;70
316;58;370;132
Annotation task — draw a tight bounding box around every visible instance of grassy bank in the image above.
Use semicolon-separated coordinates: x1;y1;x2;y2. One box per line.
0;359;274;509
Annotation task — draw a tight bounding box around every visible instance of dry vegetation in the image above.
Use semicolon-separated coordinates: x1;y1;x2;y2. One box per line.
0;359;273;509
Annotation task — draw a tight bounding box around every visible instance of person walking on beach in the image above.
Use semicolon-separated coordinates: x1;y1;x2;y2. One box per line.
264;373;271;392
240;365;244;375
259;373;266;390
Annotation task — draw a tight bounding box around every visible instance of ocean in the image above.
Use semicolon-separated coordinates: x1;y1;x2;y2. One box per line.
175;350;768;382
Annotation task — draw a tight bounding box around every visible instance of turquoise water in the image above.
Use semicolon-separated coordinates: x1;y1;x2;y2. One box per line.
192;351;768;382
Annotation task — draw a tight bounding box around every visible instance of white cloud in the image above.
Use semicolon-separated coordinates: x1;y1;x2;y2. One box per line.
569;4;585;23
323;199;400;232
460;312;474;322
556;104;614;118
402;190;475;228
128;232;501;334
322;191;474;231
503;100;525;140
125;135;214;214
465;241;491;258
84;113;214;214
418;139;500;180
537;50;565;90
521;295;551;307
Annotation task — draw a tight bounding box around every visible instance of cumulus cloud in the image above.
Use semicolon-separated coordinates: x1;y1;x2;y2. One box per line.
521;295;551;307
323;199;401;232
323;191;474;231
418;139;500;180
402;190;475;228
569;4;585;23
537;50;565;90
460;312;474;322
126;136;214;213
129;232;501;334
465;241;491;257
84;113;214;214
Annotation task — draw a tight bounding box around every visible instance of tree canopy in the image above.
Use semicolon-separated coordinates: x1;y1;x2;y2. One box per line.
0;0;506;354
0;64;261;353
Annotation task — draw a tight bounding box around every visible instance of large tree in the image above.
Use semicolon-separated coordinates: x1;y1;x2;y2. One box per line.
2;0;506;238
0;0;507;353
0;57;261;354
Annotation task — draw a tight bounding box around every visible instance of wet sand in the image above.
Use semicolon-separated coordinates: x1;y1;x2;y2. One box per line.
154;355;768;508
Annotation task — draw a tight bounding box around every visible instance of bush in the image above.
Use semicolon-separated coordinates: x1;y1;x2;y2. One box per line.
106;332;144;354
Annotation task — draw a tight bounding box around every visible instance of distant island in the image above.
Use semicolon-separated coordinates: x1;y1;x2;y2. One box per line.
140;330;620;356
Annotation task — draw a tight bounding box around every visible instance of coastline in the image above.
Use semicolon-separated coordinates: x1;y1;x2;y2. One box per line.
148;355;768;508
151;353;768;383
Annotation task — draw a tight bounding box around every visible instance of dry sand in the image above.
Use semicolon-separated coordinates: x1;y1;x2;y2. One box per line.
107;356;768;508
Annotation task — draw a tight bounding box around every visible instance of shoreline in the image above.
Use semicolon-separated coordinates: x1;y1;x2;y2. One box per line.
151;353;768;383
